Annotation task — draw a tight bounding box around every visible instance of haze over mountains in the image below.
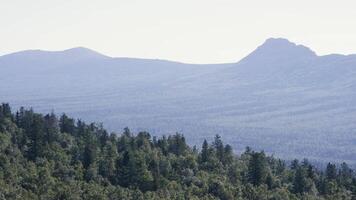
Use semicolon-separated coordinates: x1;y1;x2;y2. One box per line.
1;38;356;164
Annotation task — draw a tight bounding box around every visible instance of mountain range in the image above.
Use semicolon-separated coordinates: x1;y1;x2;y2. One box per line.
1;38;356;164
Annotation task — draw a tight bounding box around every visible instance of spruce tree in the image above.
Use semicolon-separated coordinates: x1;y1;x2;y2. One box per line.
248;152;268;186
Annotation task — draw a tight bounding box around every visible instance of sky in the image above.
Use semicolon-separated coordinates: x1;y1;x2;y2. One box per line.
1;0;356;63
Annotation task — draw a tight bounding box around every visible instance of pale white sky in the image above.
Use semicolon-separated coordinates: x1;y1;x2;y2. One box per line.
1;0;356;63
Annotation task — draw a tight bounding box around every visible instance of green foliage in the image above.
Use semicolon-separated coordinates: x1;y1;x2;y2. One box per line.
248;151;268;186
0;103;355;199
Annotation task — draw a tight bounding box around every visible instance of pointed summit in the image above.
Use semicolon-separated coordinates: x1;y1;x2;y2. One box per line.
240;38;317;64
260;38;316;55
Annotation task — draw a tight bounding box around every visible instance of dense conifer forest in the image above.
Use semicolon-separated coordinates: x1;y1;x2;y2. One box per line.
0;103;355;199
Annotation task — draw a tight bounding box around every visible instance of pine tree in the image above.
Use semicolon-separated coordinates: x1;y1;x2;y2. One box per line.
59;114;76;135
98;141;117;180
27;113;45;160
223;144;233;166
117;150;153;191
0;103;12;118
338;162;352;188
248;152;268;186
200;139;209;163
293;166;307;194
168;133;187;156
157;135;169;156
326;163;337;180
213;134;224;163
44;112;59;143
83;141;97;169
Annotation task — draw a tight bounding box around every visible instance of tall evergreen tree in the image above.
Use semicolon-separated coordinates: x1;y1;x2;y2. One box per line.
326;163;337;180
59;113;76;135
293;166;308;194
200;139;209;163
248;151;268;186
213;134;224;163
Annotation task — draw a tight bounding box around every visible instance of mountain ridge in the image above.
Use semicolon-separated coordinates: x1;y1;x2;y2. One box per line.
1;38;355;65
1;37;356;164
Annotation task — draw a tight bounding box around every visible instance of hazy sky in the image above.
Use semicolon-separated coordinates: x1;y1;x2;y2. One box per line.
1;0;356;63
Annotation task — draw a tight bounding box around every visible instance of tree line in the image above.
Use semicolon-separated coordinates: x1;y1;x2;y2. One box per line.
0;103;355;199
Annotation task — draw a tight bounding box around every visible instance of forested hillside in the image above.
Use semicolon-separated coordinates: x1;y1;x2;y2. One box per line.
0;103;355;200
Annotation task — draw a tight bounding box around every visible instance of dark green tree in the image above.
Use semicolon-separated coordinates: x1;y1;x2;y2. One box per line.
213;134;224;163
326;163;337;180
248;151;268;186
293;166;308;194
200;139;209;163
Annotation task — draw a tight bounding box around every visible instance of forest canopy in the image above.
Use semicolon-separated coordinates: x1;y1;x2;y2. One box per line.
0;103;355;200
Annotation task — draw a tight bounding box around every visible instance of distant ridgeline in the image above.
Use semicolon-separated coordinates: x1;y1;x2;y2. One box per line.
2;38;356;165
0;103;356;200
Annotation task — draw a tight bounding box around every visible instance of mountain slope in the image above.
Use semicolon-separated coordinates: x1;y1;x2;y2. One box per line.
1;38;356;164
